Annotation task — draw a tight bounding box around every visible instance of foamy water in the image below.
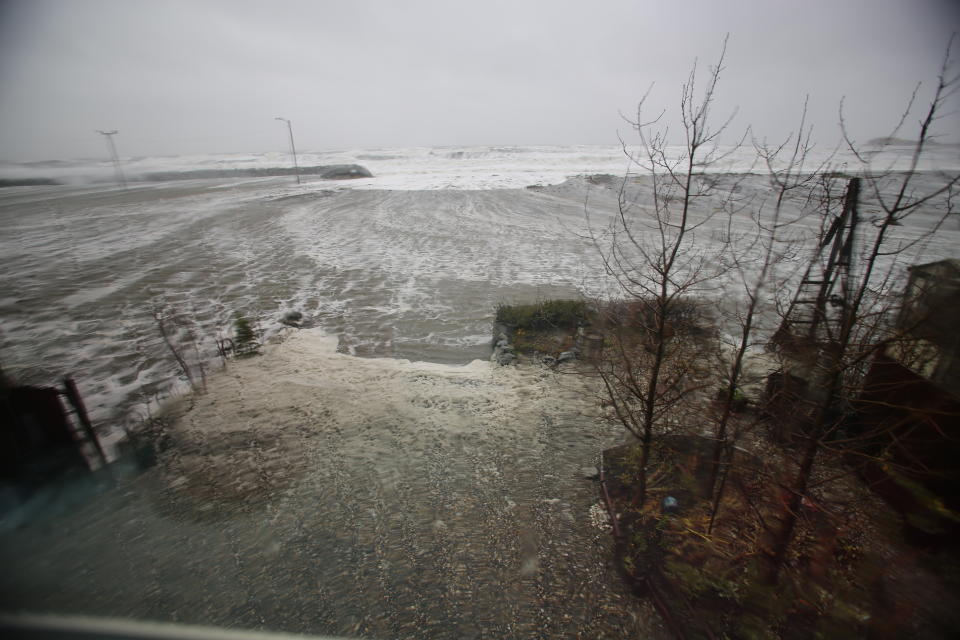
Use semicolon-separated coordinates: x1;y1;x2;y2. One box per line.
1;144;958;438
0;170;615;433
3;143;959;189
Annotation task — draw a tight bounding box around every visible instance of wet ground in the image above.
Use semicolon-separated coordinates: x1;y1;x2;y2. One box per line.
0;331;665;639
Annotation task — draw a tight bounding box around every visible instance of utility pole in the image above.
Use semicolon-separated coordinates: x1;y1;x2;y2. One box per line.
275;117;301;184
96;130;127;189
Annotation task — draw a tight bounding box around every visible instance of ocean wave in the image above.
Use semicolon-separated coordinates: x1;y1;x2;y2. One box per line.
2;144;958;190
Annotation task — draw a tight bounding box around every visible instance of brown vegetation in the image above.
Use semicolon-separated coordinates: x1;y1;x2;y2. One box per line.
582;35;960;638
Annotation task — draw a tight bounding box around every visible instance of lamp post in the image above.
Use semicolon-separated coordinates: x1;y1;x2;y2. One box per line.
275;117;301;184
96;129;127;189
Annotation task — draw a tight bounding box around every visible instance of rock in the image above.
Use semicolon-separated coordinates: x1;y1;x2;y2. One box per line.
586;173;617;186
317;164;373;180
491;327;517;365
491;322;512;346
557;350;578;364
580;466;599;480
281;310;303;327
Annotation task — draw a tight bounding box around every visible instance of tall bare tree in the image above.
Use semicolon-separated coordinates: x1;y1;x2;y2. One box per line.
706;103;831;531
764;35;960;583
589;37;742;507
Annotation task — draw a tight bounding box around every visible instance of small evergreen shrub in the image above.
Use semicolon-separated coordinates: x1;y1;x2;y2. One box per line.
233;313;260;356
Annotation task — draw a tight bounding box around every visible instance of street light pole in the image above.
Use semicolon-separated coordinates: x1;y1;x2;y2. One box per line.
275;117;301;184
96;129;127;189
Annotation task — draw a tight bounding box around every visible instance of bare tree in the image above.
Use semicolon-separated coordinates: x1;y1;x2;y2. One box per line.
763;36;960;583
152;301;197;391
589;37;743;507
706;102;831;532
150;297;215;394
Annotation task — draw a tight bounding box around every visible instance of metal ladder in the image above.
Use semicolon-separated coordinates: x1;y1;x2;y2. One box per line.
776;177;860;347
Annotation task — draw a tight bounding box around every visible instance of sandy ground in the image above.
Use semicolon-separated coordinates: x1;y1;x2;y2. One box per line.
0;329;664;639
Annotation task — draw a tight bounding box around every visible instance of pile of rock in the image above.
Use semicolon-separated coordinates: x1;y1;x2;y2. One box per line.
491;323;517;366
490;321;583;368
540;349;578;368
280;310;304;328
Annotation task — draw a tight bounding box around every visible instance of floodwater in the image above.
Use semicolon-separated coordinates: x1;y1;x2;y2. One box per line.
1;157;958;638
0;177;613;428
0;174;662;637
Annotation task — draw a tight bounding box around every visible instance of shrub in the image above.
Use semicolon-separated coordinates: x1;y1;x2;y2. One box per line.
495;299;591;331
233;313;260;356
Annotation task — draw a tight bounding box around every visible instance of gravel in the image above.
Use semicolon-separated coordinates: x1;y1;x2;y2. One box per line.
0;330;665;639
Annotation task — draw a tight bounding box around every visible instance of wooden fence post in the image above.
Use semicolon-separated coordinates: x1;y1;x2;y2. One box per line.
62;377;109;470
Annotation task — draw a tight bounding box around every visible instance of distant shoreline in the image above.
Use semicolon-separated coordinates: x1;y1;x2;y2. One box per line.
0;164;372;188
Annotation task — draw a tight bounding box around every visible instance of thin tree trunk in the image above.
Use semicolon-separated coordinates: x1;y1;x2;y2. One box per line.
156;311;196;390
764;425;820;584
637;305;669;507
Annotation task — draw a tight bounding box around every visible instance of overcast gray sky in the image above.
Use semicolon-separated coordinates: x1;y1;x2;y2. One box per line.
0;0;957;161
